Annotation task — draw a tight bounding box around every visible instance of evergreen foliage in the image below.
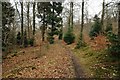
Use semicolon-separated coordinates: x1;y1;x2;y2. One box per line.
47;2;63;43
107;31;120;58
2;2;15;51
37;2;63;43
89;15;101;38
47;32;54;44
29;38;34;46
75;38;86;49
63;28;75;45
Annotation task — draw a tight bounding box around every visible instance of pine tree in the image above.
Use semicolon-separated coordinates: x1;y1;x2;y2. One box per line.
37;2;63;43
89;15;101;38
48;2;63;43
37;2;51;41
2;2;15;51
63;2;75;44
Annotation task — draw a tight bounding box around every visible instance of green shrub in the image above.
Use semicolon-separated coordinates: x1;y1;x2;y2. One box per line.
29;38;34;46
107;32;120;58
107;31;118;43
75;40;86;49
105;24;112;33
63;30;75;45
89;15;101;38
47;35;54;44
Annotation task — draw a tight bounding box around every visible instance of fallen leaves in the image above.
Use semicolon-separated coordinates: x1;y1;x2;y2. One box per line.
2;43;76;78
88;35;108;51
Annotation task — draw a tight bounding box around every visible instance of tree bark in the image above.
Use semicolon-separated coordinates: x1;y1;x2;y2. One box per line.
20;2;24;45
51;2;55;35
27;2;30;39
101;0;105;32
33;2;36;36
80;0;84;40
70;2;73;30
118;2;120;39
42;9;46;41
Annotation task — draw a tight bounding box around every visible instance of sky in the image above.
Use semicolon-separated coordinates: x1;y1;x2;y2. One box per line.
10;0;118;17
62;0;119;23
66;0;118;16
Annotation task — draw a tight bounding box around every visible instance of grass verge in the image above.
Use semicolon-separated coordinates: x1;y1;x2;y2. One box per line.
72;46;119;78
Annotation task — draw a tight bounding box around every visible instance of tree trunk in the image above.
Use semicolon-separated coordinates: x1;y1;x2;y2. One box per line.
80;0;84;40
42;9;46;41
118;2;120;39
33;2;36;36
20;2;24;45
27;2;30;39
0;2;1;53
51;2;54;35
70;2;73;30
68;15;70;29
101;0;105;33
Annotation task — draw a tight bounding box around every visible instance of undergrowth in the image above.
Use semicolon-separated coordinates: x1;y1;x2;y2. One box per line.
73;45;120;78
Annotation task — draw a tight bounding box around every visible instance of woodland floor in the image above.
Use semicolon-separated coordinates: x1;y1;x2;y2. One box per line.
2;32;120;78
2;33;85;78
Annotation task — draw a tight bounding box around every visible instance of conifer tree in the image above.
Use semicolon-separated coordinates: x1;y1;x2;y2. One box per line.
2;2;15;51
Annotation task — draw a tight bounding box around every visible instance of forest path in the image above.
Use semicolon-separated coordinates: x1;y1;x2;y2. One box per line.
59;42;86;78
2;33;86;78
2;32;118;78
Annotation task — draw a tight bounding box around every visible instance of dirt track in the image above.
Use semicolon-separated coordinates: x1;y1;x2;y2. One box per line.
2;34;85;78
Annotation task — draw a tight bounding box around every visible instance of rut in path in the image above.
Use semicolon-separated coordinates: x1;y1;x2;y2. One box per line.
58;40;86;78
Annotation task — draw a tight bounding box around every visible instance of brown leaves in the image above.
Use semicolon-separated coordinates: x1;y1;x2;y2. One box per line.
89;35;108;51
2;43;76;78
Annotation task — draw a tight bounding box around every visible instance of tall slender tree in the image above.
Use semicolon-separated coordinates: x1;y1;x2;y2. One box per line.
80;0;84;40
27;2;30;39
20;1;24;45
101;0;105;33
33;2;36;36
118;2;120;40
76;0;85;48
70;2;73;30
